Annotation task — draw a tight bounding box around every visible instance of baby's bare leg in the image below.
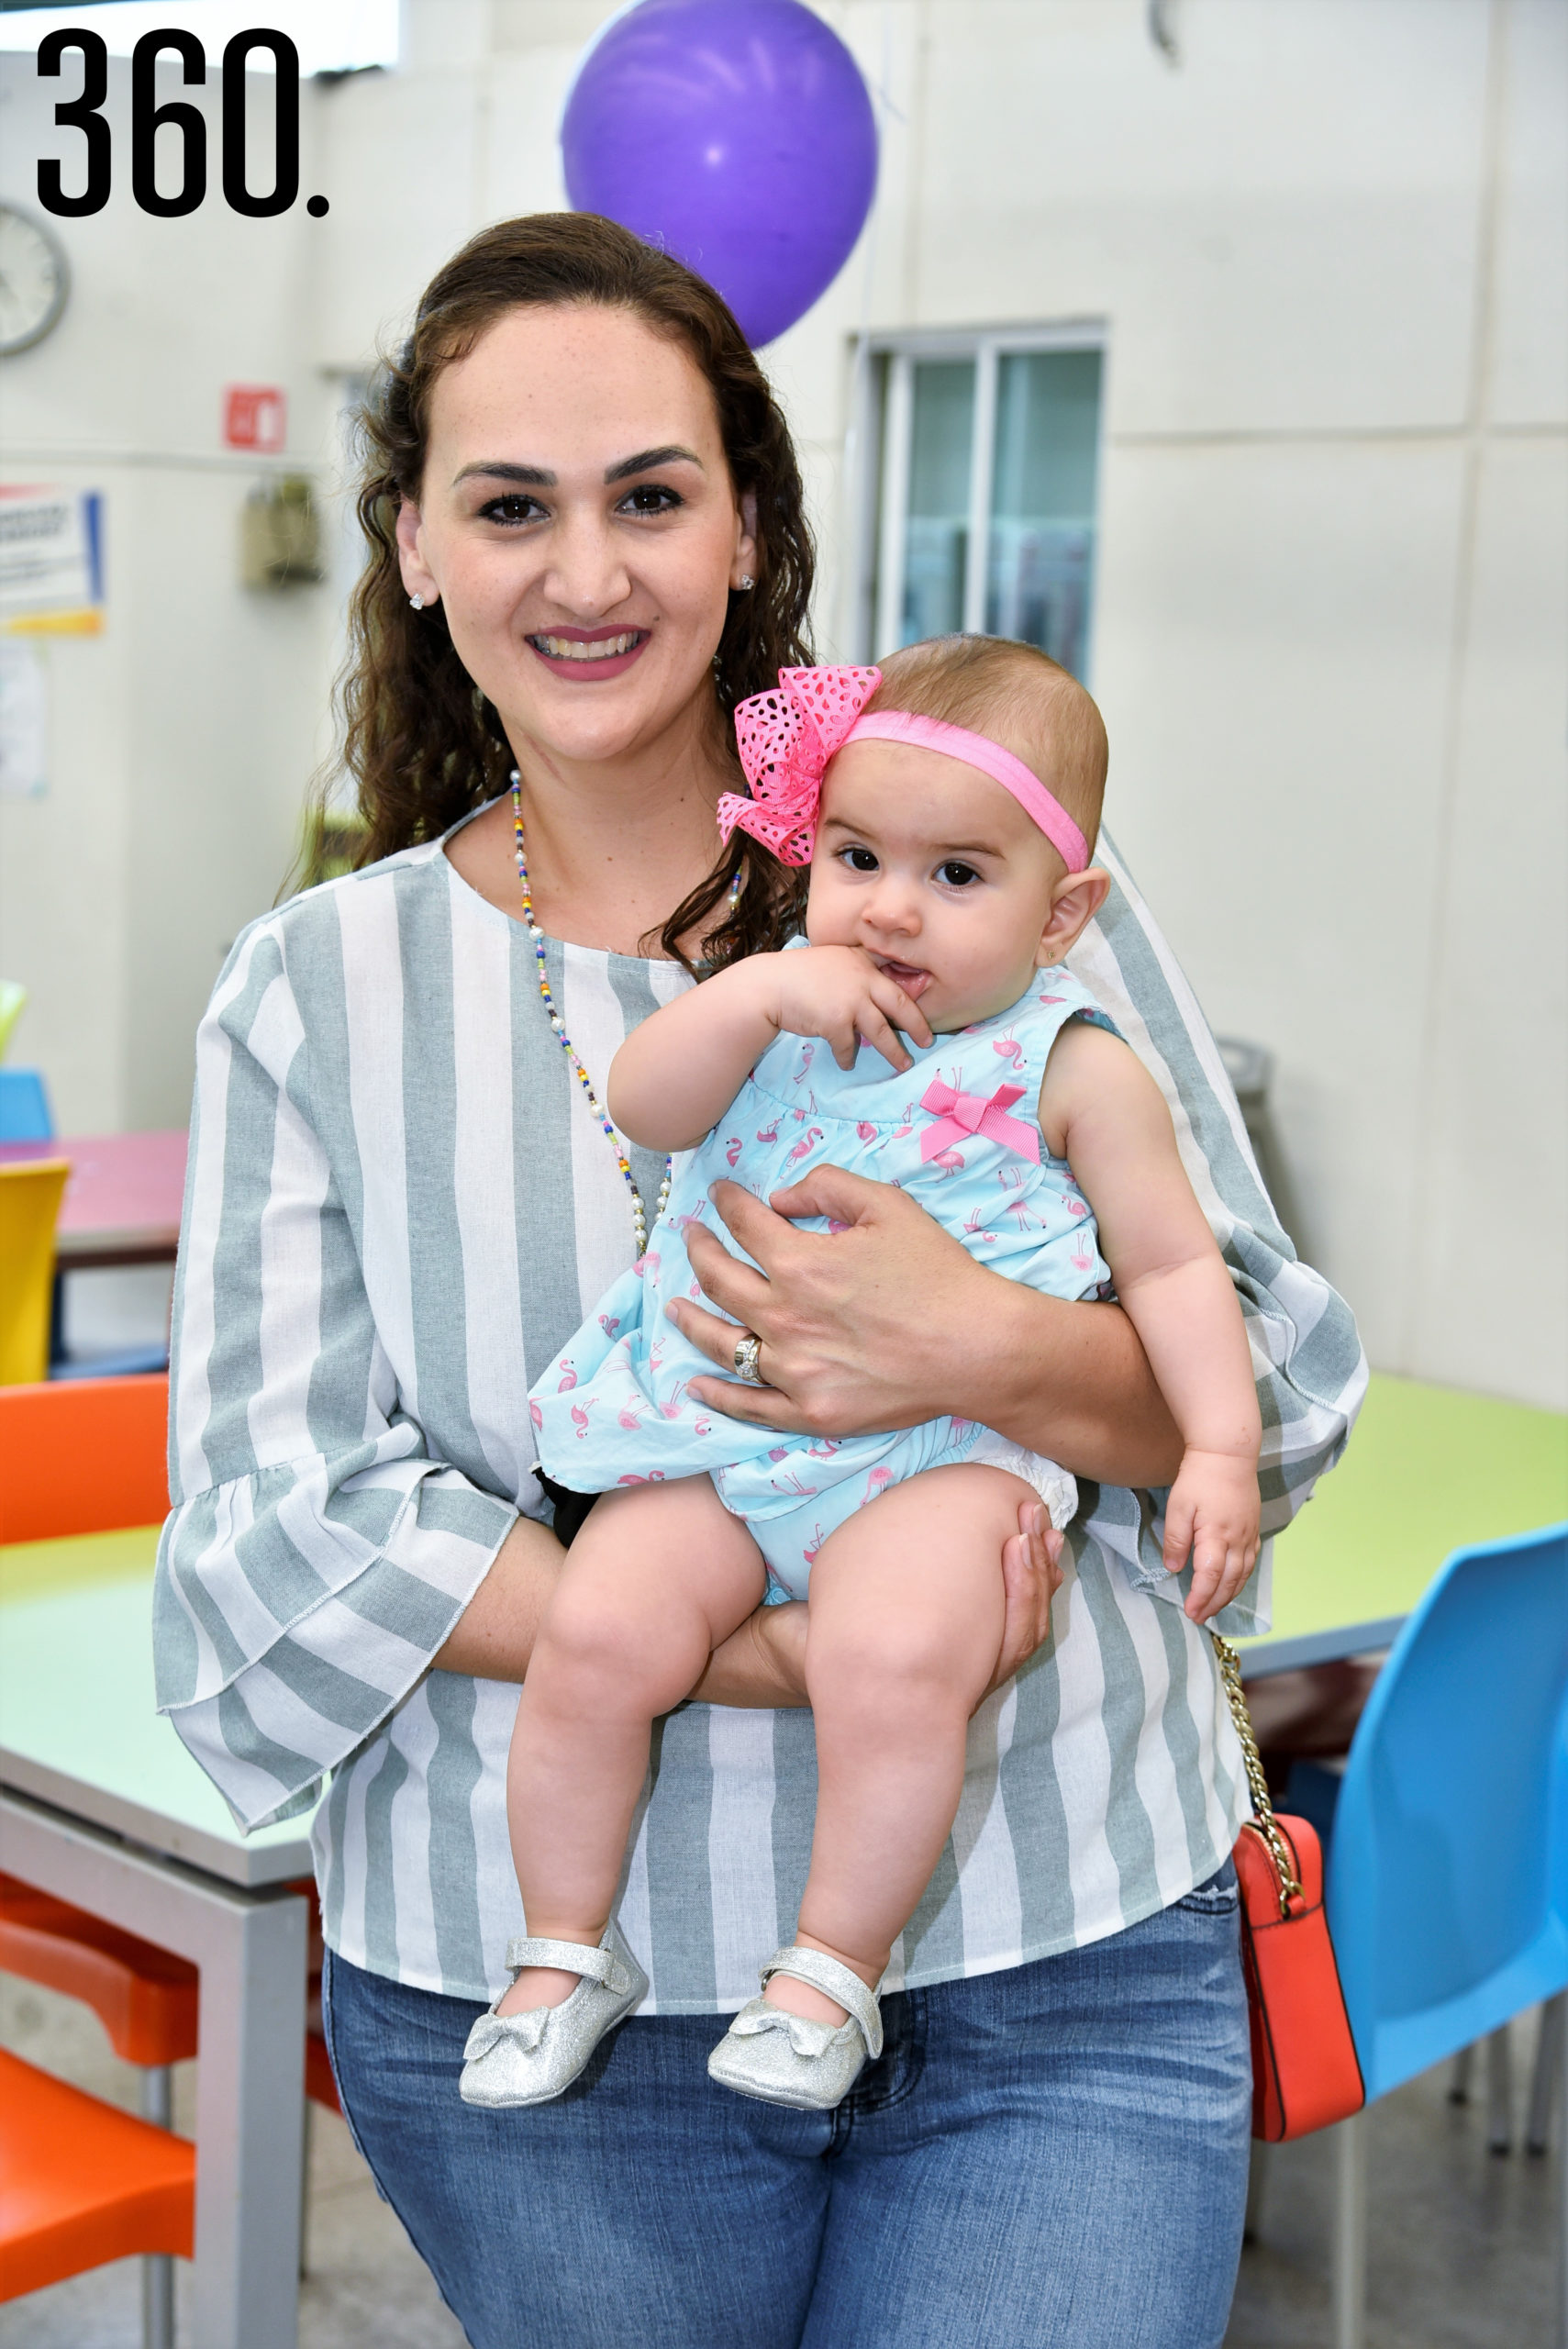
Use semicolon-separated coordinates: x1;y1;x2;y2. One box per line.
502;1477;765;2013
777;1463;1035;2024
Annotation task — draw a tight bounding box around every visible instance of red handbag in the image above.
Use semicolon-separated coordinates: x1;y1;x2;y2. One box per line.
1212;1634;1366;2142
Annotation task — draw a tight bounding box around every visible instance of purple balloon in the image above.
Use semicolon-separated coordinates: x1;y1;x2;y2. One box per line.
562;0;878;348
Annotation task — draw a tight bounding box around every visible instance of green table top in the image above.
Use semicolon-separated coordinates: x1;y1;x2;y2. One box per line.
1239;1371;1568;1674
3;1371;1562;1865
0;1525;315;1888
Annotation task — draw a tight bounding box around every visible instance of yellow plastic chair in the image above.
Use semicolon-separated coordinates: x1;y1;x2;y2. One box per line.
0;1159;69;1386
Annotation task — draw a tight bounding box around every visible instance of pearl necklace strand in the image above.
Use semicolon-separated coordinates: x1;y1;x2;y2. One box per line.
510;772;740;1258
511;774;671;1254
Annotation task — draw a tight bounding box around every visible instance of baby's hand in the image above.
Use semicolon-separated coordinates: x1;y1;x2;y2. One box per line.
1162;1452;1261;1624
764;945;933;1072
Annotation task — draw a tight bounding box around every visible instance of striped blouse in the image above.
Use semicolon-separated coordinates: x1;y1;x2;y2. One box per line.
153;814;1366;2010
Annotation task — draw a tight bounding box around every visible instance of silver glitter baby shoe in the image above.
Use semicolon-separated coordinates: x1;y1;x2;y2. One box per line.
459;1920;648;2109
706;1945;884;2111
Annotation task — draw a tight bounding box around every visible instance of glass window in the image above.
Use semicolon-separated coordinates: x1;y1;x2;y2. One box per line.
987;349;1102;681
903;360;975;642
863;332;1104;682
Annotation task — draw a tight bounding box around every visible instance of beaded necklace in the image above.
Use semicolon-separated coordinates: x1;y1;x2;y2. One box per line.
510;771;740;1258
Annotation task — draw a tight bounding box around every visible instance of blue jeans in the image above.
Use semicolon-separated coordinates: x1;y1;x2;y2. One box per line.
322;1864;1249;2349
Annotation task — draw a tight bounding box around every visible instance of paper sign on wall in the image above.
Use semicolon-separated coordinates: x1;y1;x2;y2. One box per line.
0;488;106;636
0;639;48;798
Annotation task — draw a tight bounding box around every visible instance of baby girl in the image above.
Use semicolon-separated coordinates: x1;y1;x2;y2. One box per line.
460;634;1262;2116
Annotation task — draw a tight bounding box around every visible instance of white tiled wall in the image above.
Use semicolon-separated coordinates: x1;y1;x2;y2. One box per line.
1;0;1562;1406
788;0;1567;1406
0;57;333;1133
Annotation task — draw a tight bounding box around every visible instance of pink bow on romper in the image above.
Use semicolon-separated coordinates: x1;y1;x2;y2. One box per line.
919;1079;1042;1165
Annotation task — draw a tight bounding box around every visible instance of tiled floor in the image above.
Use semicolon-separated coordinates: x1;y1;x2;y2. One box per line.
1;1977;1557;2346
1227;2030;1560;2347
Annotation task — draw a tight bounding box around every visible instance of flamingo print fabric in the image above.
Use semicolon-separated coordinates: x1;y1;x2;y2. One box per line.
528;952;1118;1598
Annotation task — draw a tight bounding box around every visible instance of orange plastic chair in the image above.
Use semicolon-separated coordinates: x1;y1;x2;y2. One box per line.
0;1371;170;1544
0;1373;338;2324
0;1871;338;2327
0;1376;186;2133
0;1868;203;2343
0;1872;339;2114
0;1876;198;2070
0;1160;69;1388
0;2047;195;2301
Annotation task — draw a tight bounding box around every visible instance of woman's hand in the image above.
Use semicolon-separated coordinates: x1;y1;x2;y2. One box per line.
691;1498;1065;1709
673;1167;1000;1439
670;1166;1185;1488
990;1501;1066;1696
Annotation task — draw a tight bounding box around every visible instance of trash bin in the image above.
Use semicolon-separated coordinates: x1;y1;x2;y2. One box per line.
1214;1036;1305;1252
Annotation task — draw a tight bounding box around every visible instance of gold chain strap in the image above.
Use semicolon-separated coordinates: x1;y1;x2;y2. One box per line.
1210;1631;1303;1919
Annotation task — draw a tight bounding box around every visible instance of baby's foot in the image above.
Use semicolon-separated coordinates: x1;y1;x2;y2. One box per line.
495;1964;584;2017
762;1973;849;2027
462;1922;649;2110
709;1943;884;2110
762;1934;884;2028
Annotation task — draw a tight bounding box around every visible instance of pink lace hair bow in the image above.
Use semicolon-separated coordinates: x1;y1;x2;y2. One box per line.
717;665;884;868
718;662;1093;873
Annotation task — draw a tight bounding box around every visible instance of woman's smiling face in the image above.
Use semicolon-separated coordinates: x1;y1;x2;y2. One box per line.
396;302;756;768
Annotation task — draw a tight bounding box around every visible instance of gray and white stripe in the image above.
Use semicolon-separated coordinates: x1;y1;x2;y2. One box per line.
154;816;1365;2009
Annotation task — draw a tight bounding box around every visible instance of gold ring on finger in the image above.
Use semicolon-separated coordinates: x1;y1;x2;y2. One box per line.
732;1331;765;1386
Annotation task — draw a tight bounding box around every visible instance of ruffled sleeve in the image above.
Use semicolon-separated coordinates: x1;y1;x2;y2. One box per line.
153;911;517;1830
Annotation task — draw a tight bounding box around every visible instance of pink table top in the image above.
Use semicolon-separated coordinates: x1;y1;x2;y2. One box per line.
0;1130;187;1265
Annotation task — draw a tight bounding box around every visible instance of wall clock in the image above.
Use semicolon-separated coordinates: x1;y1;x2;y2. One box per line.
0;205;70;357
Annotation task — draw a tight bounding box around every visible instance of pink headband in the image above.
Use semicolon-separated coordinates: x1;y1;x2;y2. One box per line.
717;665;1090;873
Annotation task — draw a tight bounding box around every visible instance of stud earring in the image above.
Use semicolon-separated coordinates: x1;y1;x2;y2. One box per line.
737;574;755;592
409;593;425;610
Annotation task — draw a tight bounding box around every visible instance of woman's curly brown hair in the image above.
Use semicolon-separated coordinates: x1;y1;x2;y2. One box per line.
319;211;816;968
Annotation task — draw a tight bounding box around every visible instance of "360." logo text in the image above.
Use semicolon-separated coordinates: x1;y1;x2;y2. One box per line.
36;30;327;221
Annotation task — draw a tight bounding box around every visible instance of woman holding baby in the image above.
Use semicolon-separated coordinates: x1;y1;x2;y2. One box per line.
154;216;1363;2347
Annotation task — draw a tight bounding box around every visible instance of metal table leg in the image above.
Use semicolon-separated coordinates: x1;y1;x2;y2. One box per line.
1331;2108;1367;2349
1530;1993;1563;2155
141;2062;176;2349
0;1789;307;2349
1486;2021;1515;2153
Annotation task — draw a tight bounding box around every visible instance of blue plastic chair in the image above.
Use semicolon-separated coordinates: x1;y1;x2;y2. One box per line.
0;1068;52;1143
1320;1520;1568;2346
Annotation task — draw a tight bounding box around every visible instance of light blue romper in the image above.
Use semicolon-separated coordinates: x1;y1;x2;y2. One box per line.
529;956;1118;1600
